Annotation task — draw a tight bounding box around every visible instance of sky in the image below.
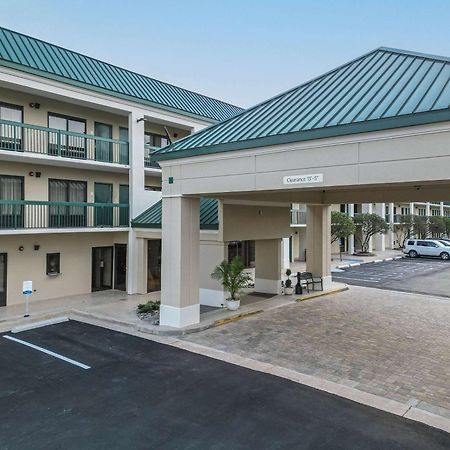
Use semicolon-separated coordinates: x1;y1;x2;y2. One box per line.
1;0;450;108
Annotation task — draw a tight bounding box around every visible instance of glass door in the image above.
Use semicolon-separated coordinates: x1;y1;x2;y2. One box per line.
119;185;129;226
0;253;6;306
0;103;23;151
92;246;113;291
114;244;127;291
119;127;129;164
0;175;24;229
94;122;113;162
94;183;113;226
147;240;162;292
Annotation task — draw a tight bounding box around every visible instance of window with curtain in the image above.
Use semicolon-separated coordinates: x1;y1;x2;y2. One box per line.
0;175;23;228
48;114;86;158
0;103;23;151
144;132;169;148
49;179;87;227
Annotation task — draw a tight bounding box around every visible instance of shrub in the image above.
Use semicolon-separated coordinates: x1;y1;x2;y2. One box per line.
137;301;161;314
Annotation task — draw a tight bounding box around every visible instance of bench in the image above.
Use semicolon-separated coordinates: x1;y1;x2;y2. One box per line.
296;272;323;294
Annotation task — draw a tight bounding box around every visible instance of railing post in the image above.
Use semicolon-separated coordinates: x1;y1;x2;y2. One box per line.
57;129;61;156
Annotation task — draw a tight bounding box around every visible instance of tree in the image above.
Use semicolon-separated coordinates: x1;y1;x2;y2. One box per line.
444;217;450;237
393;214;414;248
353;213;389;253
331;211;356;259
429;216;446;237
413;215;429;239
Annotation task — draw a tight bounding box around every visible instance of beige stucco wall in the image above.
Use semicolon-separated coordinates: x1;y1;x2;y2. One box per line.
0;87;190;141
0;231;127;305
0;160;161;202
222;204;291;241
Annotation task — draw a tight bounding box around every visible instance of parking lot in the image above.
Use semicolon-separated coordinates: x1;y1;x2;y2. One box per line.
332;257;450;297
1;320;449;449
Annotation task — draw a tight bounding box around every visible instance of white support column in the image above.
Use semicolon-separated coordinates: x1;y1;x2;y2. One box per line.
362;203;373;253
440;202;444;217
199;239;228;307
160;196;200;327
127;110;146;294
347;203;355;255
255;239;282;294
373;203;386;252
426;202;431;217
388;202;395;249
282;238;290;271
306;205;332;290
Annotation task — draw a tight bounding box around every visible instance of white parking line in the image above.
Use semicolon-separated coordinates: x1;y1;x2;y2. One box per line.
333;276;381;283
2;335;91;370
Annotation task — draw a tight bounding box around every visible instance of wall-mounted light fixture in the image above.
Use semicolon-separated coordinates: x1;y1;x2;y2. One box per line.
34;245;40;251
136;117;145;123
18;246;24;252
29;102;41;109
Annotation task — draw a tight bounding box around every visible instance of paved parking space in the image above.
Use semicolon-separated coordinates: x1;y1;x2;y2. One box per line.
184;286;450;419
1;320;449;449
332;258;450;297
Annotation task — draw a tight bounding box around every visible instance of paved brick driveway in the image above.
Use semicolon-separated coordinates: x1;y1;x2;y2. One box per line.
183;286;450;418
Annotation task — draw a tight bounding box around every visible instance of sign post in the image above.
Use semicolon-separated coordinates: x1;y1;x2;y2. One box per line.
22;280;33;318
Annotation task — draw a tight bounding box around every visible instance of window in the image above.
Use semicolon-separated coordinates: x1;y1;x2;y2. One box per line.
144;132;169;148
407;240;415;246
417;241;426;246
48;113;86;158
431;209;440;216
0;102;23;151
46;253;60;275
228;241;255;268
0;175;24;228
49;179;87;227
401;207;410;215
418;208;426;216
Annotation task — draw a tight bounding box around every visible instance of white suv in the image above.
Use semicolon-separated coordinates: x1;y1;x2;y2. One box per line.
403;239;450;260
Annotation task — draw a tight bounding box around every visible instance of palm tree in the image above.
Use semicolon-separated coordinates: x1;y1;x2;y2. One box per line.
211;257;252;300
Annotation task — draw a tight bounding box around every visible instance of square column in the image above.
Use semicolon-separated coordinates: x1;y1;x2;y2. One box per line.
373;203;386;252
388;203;395;249
254;239;282;294
440;202;445;217
347;203;355;255
127;110;146;294
306;205;332;290
160;196;200;327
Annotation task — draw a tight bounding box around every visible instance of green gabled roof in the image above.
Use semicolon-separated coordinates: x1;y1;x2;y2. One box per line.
153;47;450;161
0;27;243;122
131;198;218;230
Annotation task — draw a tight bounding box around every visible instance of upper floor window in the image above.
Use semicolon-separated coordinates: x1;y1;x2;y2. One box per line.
48;113;86;159
0;103;23;151
49;179;87;228
145;132;169;148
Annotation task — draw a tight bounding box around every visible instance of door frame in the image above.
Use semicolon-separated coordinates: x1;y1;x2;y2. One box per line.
91;246;114;292
0;253;6;307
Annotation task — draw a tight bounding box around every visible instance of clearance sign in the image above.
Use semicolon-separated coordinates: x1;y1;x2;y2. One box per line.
283;173;323;185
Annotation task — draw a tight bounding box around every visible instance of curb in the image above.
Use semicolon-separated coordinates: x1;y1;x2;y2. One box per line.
295;285;349;302
170;340;450;435
336;255;404;270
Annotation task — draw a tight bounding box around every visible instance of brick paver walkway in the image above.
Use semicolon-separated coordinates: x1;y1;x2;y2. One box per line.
183;286;450;418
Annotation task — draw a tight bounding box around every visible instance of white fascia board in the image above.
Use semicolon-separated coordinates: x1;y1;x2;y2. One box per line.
0;227;129;236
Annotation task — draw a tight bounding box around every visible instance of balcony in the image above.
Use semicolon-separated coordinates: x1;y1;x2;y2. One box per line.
0;119;129;165
0;200;129;231
144;144;161;169
291;209;306;225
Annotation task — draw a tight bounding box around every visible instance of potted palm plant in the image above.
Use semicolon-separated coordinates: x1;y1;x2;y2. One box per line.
284;268;294;295
211;256;252;310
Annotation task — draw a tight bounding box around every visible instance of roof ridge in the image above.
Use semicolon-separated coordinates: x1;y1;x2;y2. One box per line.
0;26;243;112
378;46;450;63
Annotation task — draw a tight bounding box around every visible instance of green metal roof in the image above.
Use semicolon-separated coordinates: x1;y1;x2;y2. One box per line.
0;27;243;122
131;198;218;230
153;47;450;161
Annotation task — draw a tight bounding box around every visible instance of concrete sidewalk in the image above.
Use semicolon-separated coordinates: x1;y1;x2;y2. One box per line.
0;283;348;336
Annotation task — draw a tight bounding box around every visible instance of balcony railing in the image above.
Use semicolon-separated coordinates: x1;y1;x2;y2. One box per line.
0;119;129;165
0;200;129;230
144;144;161;169
291;209;307;225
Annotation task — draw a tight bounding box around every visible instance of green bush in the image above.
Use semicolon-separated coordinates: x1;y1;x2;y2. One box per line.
137;301;161;314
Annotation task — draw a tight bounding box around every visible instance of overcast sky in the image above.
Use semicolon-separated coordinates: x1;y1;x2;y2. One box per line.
2;0;449;108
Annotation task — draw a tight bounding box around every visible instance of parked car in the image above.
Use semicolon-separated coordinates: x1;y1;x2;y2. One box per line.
403;239;450;260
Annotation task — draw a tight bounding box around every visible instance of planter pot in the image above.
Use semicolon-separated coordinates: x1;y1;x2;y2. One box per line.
226;299;240;311
284;287;294;295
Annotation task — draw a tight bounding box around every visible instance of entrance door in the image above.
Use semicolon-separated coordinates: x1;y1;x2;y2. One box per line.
114;244;127;291
92;246;113;291
147;240;161;292
0;253;6;306
94;122;113;162
94;182;113;227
